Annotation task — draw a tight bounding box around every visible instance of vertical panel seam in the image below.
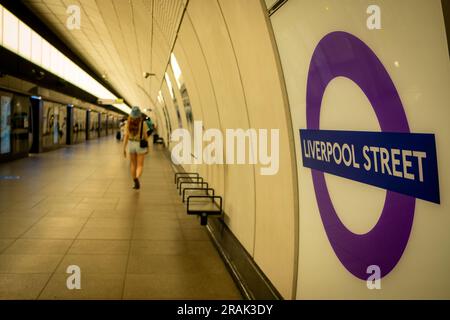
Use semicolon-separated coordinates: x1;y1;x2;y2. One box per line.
259;0;299;300
216;0;258;258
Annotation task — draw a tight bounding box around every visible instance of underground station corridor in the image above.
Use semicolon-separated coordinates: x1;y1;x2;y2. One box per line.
0;0;449;311
0;136;241;299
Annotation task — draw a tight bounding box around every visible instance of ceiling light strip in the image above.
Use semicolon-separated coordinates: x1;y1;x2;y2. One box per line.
0;5;130;114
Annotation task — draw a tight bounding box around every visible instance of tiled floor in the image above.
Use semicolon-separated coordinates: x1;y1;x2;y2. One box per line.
0;136;241;300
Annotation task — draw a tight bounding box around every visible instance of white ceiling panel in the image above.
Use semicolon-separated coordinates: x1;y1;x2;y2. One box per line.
23;0;187;111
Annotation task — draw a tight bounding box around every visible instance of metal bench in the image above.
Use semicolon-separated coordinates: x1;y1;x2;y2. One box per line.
176;176;204;190
187;195;222;226
182;187;215;203
179;181;209;196
174;172;199;184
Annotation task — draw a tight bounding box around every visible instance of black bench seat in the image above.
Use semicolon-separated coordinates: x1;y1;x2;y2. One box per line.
187;195;222;225
182;187;215;202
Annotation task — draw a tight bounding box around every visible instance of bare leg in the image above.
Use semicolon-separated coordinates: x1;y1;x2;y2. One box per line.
136;154;145;179
130;153;137;179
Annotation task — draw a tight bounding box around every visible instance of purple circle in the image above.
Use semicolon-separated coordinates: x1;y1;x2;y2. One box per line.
306;31;416;280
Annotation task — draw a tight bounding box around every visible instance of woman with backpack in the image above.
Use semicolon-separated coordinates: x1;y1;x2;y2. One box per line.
122;106;150;189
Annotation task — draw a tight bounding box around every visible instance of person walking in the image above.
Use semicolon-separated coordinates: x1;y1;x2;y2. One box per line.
144;116;154;136
118;117;126;141
123;106;150;189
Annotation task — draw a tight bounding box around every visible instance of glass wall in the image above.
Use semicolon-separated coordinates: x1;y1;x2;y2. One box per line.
100;113;107;136
42;101;66;150
0;91;30;160
108;115;114;133
11;95;30;155
0;92;12;155
72;107;86;144
89;111;99;139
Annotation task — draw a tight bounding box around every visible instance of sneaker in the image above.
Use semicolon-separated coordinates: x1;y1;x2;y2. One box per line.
133;178;140;189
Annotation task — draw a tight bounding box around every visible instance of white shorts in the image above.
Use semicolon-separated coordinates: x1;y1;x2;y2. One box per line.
128;140;147;154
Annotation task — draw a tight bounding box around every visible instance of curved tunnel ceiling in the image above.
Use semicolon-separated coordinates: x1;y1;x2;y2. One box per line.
23;0;187;113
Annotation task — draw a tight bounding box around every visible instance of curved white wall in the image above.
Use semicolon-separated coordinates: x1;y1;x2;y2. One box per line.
153;0;450;300
270;0;450;299
154;0;298;298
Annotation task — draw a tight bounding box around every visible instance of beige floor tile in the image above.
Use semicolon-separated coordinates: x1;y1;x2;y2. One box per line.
123;274;240;300
116;203;176;213
185;240;220;256
33;203;78;211
133;217;181;229
77;226;133;240
130;240;187;256
0;274;52;299
55;254;128;274
132;226;184;241
32;217;88;228
196;274;242;300
179;217;204;228
2;201;43;211
0;207;49;219
43;196;83;204
0;217;38;238
90;209;136;219
0;217;40;228
75;203;118;211
181;228;210;241
0;239;15;253
0;221;37;238
0;137;241;299
68;240;130;255
84;217;134;228
22;225;84;239
0;254;63;273
69;192;107;199
45;208;94;218
123;274;200;299
127;254;200;275
80;198;119;206
39;273;124;300
4;239;72;255
194;253;230;275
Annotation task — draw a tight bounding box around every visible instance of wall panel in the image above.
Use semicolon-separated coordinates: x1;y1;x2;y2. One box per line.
271;0;450;299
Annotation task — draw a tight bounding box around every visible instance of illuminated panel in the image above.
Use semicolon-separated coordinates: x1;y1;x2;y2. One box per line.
31;30;42;65
18;21;31;59
41;39;51;70
3;8;18;52
170;53;182;89
0;5;130;114
0;7;3;44
164;73;174;99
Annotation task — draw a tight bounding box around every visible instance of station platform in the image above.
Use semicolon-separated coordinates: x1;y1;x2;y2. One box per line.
0;137;241;300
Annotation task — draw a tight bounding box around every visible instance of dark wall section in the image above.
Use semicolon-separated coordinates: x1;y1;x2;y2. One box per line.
29;97;42;153
443;0;450;57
